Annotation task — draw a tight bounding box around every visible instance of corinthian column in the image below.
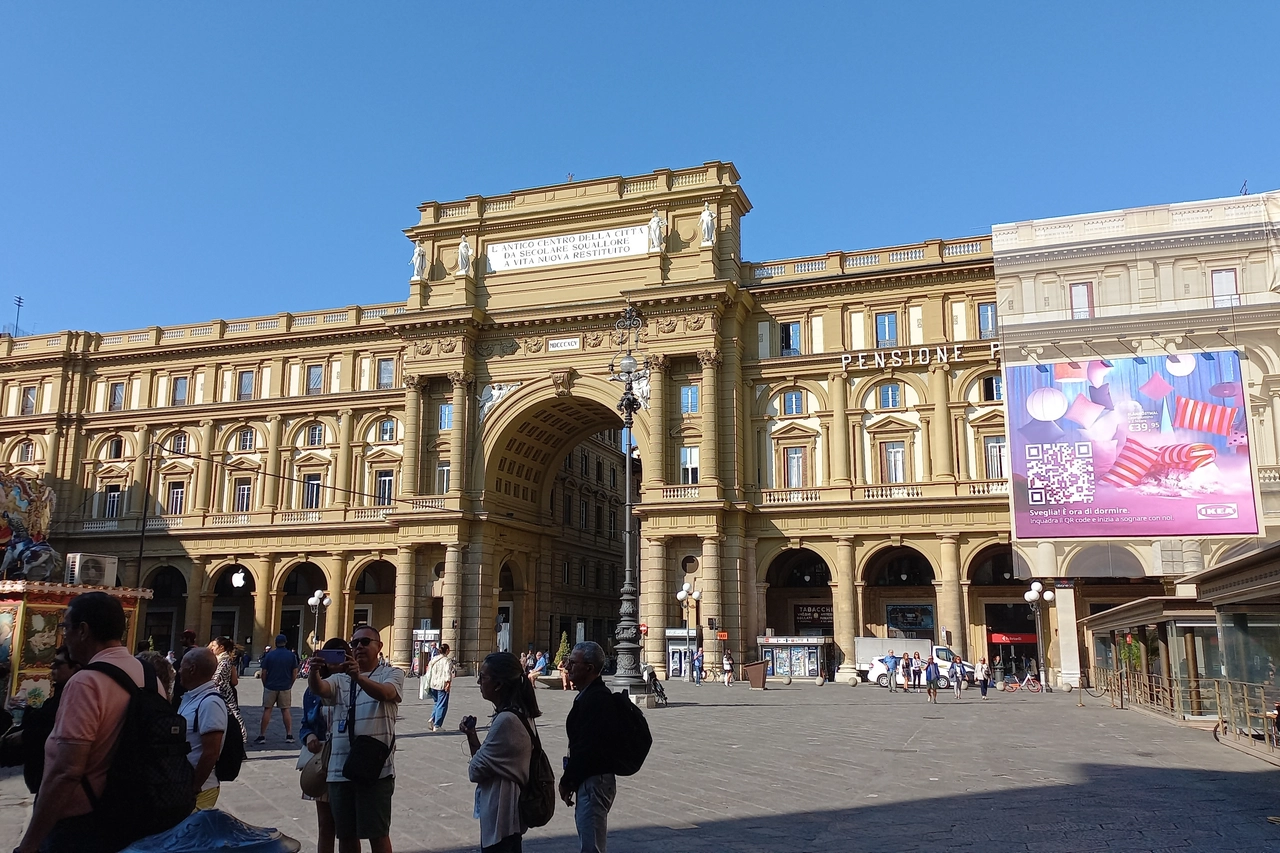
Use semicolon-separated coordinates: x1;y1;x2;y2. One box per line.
447;372;472;496
401;378;422;496
646;355;668;488
262;415;282;509
830;372;851;486
930;364;954;481
698;351;721;485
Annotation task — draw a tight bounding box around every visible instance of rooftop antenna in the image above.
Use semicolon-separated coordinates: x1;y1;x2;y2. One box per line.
1241;180;1248;195
12;295;23;337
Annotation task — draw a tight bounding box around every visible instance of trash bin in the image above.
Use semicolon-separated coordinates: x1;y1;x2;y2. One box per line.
743;660;768;690
994;663;1005;690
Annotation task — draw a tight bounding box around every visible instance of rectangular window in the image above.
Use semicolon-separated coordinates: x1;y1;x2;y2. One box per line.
680;384;700;413
680;446;700;485
580;502;588;529
307;423;325;446
595;505;603;532
302;474;323;509
581;452;589;477
376;358;395;390
562;494;572;525
879;383;901;409
374;470;394;506
439;404;453;431
166;481;186;515
784;447;805;488
434;462;450;494
1069;282;1093;320
304;364;322;396
108;382;125;412
237;428;255;451
562;561;570;585
981;375;1003;402
978;302;998;339
379;419;396;442
610;466;617;488
108;437;124;459
17;442;33;462
985;436;1009;480
237;370;255;401
20;386;37;416
782;390;803;415
1211;269;1240;308
171;432;188;455
171;376;188;406
779;321;801;357
103;485;122;519
579;561;587;587
883;441;906;484
609;510;617;539
233;478;252;512
875;312;897;348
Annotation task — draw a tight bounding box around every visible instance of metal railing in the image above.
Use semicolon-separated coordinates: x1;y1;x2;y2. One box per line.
1215;680;1280;760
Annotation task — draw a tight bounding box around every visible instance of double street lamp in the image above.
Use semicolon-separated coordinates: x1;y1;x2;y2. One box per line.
307;588;332;653
1025;581;1055;692
608;303;647;695
675;582;702;682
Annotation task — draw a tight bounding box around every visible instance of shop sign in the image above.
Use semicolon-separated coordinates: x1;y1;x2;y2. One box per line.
838;341;1000;371
989;632;1037;644
794;603;833;630
487;225;649;272
1008;350;1259;540
716;631;728;641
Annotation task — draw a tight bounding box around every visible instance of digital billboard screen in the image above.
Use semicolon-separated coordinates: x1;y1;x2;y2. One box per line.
1008;351;1258;539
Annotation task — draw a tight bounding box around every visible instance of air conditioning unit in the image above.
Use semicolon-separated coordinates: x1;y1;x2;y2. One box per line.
66;554;119;587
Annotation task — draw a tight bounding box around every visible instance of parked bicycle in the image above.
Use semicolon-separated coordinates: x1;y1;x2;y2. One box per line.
1003;672;1041;693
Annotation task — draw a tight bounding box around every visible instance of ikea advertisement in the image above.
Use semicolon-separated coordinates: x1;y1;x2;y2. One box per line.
1008;351;1258;539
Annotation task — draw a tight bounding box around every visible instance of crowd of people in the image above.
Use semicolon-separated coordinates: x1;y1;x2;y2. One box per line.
881;649;995;702
4;591;647;853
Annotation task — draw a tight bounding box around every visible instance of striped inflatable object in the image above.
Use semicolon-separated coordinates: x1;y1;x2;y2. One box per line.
1155;443;1217;472
1101;440;1161;486
1173;395;1237;437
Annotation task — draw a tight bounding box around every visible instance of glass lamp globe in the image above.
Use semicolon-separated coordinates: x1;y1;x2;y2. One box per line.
682;582;692;594
619;354;638;374
1030;581;1044;593
1024;590;1038;602
1043;589;1055;602
307;595;319;606
676;589;688;601
692;589;702;601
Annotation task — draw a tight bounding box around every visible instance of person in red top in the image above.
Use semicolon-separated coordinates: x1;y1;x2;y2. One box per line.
16;592;167;853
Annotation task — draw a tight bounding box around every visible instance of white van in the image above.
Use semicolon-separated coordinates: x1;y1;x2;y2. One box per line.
867;647;975;689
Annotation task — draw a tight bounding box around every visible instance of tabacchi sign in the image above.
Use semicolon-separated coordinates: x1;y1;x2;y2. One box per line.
1008;350;1259;540
487;226;649;272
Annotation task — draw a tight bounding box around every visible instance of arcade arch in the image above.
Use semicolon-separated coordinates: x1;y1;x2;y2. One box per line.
139;564;187;653
763;549;832;637
280;561;328;654
862;546;937;640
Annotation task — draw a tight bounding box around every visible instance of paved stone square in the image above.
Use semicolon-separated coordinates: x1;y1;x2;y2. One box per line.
4;675;1280;852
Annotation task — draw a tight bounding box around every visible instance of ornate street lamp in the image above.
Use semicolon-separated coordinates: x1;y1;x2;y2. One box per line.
609;303;648;695
307;588;332;653
1024;581;1055;693
675;582;702;682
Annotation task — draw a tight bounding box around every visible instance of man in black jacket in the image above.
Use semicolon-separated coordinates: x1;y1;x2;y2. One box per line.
559;641;616;853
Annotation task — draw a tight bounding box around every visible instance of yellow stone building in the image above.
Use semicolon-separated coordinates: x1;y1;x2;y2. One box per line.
1;162;1031;677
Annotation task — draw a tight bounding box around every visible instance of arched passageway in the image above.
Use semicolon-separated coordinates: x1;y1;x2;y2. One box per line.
140;565;186;653
763;549;832;636
863;547;937;640
351;559;396;643
210;562;255;648
281;561;327;654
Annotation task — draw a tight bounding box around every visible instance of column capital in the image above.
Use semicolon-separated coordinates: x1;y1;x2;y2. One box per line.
266;413;282;424
339;408;354;418
829;370;849;382
199;418;215;428
403;374;427;390
938;532;960;544
642;534;669;545
447;371;474;388
697;350;722;369
837;536;855;546
646;354;669;372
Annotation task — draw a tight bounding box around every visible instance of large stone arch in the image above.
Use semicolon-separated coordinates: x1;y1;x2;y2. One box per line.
754;539;841;583
850;371;929;411
752;378;830;417
858;542;939;585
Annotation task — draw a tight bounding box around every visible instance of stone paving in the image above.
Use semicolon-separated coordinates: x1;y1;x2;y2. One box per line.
4;675;1280;852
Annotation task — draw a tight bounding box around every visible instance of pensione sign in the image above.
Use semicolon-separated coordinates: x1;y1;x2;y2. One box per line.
838;341;1001;370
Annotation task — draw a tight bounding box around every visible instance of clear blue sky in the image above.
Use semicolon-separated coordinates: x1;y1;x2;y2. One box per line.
3;3;1277;335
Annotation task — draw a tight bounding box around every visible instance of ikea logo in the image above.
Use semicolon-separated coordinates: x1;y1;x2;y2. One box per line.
1196;503;1238;520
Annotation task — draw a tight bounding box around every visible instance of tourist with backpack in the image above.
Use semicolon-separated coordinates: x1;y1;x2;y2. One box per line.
461;651;554;853
176;647;228;810
16;591;193;853
560;641;618;853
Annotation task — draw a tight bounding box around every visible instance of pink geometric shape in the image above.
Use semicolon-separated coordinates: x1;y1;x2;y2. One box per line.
1101;440;1160;486
1138;373;1174;399
1172;395;1237;437
1064;394;1106;429
1087;360;1112;388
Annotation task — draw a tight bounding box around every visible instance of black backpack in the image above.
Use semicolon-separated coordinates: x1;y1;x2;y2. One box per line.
82;661;195;846
609;691;652;776
194;693;246;782
510;711;556;829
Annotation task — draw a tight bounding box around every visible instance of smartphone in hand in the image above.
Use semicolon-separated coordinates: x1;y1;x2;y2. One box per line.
460;715;477;731
318;649;347;667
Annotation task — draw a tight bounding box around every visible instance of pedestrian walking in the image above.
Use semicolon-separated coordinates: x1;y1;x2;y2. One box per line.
975;657;991;700
299;637;350;853
912;651;925;692
0;645;79;794
924;656;941;704
883;649;899;692
722;649;734;686
692;647;704;685
307;624;404;853
257;633;300;744
900;654;912;692
461;652;539;853
424;642;457;731
560;641;616;853
948;655;964;699
177;647;227;810
209;635;247;742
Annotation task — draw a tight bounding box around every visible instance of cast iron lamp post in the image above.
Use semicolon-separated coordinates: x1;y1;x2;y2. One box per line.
307;588;332;653
675;582;702;682
609;303;648;695
1024;581;1055;693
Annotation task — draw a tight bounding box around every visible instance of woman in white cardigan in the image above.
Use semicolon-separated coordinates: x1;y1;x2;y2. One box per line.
461;652;538;853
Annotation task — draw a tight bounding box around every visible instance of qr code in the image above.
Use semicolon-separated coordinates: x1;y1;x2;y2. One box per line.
1025;442;1095;505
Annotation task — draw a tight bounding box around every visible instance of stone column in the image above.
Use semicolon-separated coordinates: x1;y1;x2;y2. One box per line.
442;543;463;652
698;351;721;485
130;424;151;515
447;373;471;496
929;364;954;480
195;420;215;513
640;537;668;676
851;415;866;486
646;356;668;488
401;377;423;496
742;538;759;647
919;414;933;481
1271;392;1280;458
43;426;60;480
262;415;282;509
835;537;857;680
700;535;722;658
253;554;276;650
937;534;964;651
854;581;867;637
334;409;353;508
953;412;970;481
1054;584;1081;688
392;546;417;668
185;556;208;636
830;373;851;486
326;552;348;639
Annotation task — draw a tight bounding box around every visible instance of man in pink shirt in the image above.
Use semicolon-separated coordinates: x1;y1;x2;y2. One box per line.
17;591;168;853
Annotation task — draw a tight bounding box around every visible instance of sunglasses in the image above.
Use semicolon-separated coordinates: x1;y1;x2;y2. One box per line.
350;637;377;647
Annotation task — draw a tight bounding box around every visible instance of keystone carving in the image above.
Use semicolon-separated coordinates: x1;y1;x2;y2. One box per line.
550;369;573;397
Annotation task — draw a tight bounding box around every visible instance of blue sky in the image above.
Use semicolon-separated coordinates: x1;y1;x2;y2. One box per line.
3;3;1277;334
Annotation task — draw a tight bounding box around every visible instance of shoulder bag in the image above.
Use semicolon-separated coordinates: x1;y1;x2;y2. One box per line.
342;670;394;784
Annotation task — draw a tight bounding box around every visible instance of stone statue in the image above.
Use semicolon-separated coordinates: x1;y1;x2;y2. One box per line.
409;240;428;280
478;382;521;423
456;235;472;276
631;373;651;410
698;202;716;246
647;210;666;253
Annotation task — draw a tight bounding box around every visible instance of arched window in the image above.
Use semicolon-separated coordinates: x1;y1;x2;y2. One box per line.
306;423;325;446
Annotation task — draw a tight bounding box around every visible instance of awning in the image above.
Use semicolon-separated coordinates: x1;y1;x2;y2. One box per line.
1078;596;1215;634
